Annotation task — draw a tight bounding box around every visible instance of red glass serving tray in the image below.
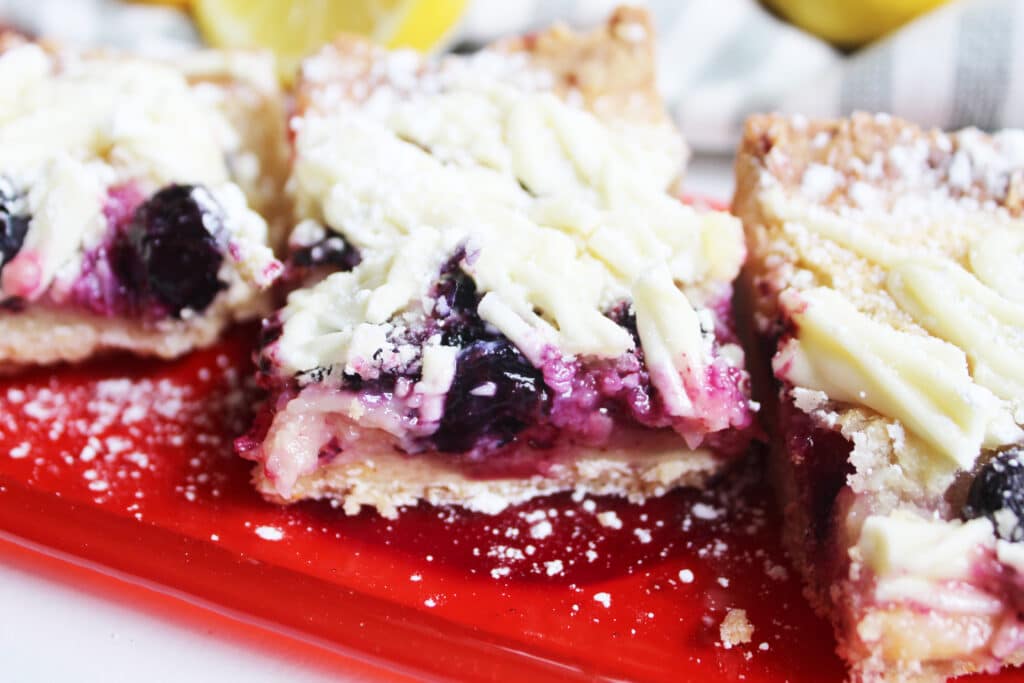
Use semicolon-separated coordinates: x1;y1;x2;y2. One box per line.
0;326;1016;683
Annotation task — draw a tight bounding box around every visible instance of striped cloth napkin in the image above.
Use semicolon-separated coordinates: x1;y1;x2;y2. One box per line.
3;0;1021;152
462;0;1024;151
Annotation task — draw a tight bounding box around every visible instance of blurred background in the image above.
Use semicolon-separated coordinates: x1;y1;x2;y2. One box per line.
0;0;1019;152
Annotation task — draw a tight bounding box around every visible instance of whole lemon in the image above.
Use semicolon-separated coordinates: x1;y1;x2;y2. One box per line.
765;0;950;47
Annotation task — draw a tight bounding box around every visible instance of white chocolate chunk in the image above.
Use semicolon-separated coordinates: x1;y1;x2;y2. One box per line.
346;324;390;370
13;156;105;299
416;345;458;395
0;46;228;185
507;94;586;197
280;50;744;379
476;292;553;365
700;211;747;282
970;227;1024;304
366;229;444;324
887;258;1024;401
414;344;459;423
858;512;994;581
0;43;275;303
277;266;381;376
874;576;1003;614
776;287;1011;471
632;267;705;417
996;539;1024;574
207;183;279;289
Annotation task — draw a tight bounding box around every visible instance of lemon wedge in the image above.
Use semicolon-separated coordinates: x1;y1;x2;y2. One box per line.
193;0;468;80
766;0;950;47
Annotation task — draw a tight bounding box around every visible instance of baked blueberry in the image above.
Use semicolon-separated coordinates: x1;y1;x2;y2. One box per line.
432;253;489;347
431;339;550;453
291;234;361;272
607;301;640;345
963;446;1024;541
0;177;29;270
123;184;226;317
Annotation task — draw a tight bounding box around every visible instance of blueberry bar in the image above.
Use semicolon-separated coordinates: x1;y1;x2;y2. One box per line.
734;113;1024;681
240;8;757;518
0;36;286;366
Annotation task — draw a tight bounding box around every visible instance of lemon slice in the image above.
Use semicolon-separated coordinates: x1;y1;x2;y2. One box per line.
193;0;468;80
766;0;950;47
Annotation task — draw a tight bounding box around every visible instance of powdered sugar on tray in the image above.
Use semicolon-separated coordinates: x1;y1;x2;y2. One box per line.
254;525;284;541
0;331;803;668
0;337;255;512
329;446;793;665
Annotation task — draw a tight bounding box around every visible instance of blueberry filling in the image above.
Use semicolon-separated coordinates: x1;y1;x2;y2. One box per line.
290;234;361;272
297;365;335;386
259;316;284;347
425;253;551;451
339;369;400;394
431;339;550;453
269;249;751;459
119;184;226;317
71;185;146;316
432;251;489;346
0;296;25;312
963;446;1024;541
0;177;30;272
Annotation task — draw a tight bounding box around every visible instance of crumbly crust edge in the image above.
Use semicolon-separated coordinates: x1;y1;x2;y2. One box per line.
251;447;722;520
0;295;270;369
296;6;685;161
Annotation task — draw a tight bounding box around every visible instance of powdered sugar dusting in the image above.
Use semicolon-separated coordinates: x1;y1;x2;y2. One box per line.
544;560;564;577
0;332;255;510
0;329;814;675
529;519;553;540
597;511;623;529
255;525;284;541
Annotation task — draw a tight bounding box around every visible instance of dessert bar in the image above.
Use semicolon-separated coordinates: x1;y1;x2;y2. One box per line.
0;36;286;366
240;8;757;517
735;112;1024;682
